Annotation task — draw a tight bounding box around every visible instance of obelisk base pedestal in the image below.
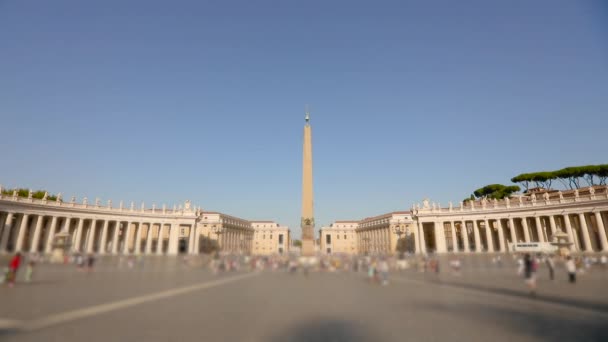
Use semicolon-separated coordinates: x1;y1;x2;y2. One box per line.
301;240;315;256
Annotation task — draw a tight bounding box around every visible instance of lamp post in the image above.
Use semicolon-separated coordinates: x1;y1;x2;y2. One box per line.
213;227;224;254
394;220;406;258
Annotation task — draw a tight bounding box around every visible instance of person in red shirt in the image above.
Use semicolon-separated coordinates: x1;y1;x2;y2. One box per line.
7;252;22;287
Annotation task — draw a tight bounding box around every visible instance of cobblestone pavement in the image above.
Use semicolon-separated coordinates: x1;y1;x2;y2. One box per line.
1;256;607;342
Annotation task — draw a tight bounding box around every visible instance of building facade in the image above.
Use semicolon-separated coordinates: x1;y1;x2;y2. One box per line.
412;186;608;254
319;221;358;255
0;194;200;255
198;212;254;254
356;212;416;255
0;193;290;256
251;221;290;255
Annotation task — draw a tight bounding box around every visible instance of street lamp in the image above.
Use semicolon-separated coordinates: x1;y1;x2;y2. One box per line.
213;227;224;253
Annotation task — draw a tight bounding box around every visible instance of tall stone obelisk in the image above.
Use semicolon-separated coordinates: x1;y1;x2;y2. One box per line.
300;109;315;256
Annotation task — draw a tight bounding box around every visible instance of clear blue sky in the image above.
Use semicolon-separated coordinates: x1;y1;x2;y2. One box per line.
1;0;607;238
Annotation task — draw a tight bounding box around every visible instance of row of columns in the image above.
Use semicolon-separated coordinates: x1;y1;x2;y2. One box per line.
357;227;395;254
220;229;253;253
429;211;608;253
0;212;196;255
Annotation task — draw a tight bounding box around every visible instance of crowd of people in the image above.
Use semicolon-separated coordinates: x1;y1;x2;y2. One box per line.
3;250;608;294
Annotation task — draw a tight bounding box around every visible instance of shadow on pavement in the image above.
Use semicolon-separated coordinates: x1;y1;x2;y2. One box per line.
267;319;383;342
417;300;608;341
426;278;608;313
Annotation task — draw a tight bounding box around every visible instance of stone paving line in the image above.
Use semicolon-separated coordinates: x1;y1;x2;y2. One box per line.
390;274;608;320
2;272;259;333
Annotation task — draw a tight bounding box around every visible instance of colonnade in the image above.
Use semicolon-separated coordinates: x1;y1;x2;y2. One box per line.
414;188;608;254
357;228;393;254
0;197;200;256
217;229;253;254
0;212;195;255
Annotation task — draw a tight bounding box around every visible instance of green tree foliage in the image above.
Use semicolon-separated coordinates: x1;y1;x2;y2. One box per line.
511;174;531;192
1;187;57;201
292;240;302;247
597;165;608;185
473;184;521;199
198;236;220;254
512;164;608;191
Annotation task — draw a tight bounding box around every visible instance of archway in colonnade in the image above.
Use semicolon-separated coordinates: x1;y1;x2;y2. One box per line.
454;223;465;252
421;223;436;253
20;215;35;252
476;221;489;252
588;214;602;252
489;222;500;251
500;219;513;246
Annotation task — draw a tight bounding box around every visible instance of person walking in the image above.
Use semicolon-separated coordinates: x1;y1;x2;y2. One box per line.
24;260;34;282
546;255;555;280
86;254;96;273
7;252;22;287
378;258;390;286
565;256;577;283
523;253;537;295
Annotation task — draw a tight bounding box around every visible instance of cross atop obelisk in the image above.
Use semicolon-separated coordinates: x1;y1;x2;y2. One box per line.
300;106;315;256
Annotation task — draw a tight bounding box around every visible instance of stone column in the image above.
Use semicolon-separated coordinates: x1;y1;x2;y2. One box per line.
73;218;84;252
484;219;494;252
508;217;517;245
145;224;154;254
86;219;97;253
111;221;120;254
0;213;15;253
135;222;143;254
593;212;608;252
497;220;506;252
419;223;426;254
123;222;132;254
0;213;7;244
473;221;482;253
30;215;44;253
563;215;576;252
188;226;195;254
15;214;30;252
99;220;109;254
461;221;470;252
450;221;458;252
534;216;544;242
44;216;58;253
578;213;593;252
157;224;165;255
521;217;531;242
435;222;447;253
168;224;178;255
548;215;557;240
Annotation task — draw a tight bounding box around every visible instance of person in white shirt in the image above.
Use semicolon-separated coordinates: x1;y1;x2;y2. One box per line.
565;256;576;283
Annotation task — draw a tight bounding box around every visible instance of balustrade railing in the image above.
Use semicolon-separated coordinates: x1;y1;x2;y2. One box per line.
416;186;608;214
0;194;196;216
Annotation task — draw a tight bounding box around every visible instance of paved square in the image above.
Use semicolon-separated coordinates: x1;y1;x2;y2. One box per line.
1;256;607;342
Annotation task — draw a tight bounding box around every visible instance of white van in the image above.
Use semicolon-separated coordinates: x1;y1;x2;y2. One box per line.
510;242;557;253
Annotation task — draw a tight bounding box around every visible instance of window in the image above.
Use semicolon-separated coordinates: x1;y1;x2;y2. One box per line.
270;235;273;239
326;234;331;244
263;235;266;239
344;234;347;239
337;235;340;239
278;234;284;244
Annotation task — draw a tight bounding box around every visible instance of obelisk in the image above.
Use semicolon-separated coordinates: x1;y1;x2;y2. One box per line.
300;109;315;256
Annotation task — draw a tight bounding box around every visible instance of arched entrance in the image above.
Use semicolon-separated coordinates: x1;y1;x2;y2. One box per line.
178;238;188;254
